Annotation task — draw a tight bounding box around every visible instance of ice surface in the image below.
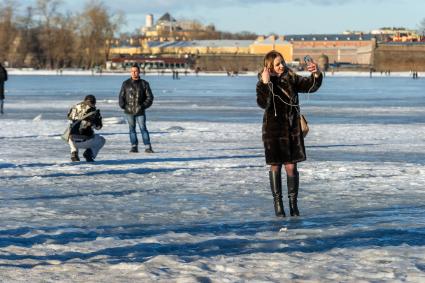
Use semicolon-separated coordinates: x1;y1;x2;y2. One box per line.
0;75;424;282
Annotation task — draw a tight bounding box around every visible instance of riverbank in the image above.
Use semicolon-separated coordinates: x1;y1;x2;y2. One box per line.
6;68;423;78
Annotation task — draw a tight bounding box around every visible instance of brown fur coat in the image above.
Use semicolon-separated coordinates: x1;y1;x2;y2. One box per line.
256;70;322;164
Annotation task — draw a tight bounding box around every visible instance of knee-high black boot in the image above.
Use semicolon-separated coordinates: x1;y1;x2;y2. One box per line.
287;173;300;216
269;171;285;217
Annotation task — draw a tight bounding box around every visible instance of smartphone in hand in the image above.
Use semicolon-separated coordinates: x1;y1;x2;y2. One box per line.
304;55;313;64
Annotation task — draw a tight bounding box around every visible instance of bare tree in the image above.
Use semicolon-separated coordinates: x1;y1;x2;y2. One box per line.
35;0;63;69
50;13;79;68
419;18;425;36
78;0;124;69
14;6;41;67
0;0;18;64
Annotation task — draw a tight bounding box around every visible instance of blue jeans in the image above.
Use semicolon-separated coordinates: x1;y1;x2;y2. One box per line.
125;113;151;147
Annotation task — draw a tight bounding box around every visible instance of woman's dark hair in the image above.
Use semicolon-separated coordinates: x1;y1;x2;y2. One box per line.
263;50;286;70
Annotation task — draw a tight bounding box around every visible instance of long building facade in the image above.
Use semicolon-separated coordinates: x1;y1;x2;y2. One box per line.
284;34;376;65
108;33;376;71
106;12;423;71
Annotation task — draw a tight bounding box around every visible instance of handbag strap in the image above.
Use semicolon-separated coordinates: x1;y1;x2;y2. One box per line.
267;83;300;107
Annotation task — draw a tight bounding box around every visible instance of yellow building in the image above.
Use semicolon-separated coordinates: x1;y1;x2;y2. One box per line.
136;40;253;55
109;38;144;56
137;37;292;57
141;13;220;41
250;35;293;61
109;36;294;61
110;46;143;56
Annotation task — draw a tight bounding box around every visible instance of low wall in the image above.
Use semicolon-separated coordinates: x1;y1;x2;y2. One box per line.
374;43;425;71
193;44;425;72
195;54;263;72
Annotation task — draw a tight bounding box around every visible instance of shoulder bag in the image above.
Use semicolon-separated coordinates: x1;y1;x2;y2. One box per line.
61;110;97;142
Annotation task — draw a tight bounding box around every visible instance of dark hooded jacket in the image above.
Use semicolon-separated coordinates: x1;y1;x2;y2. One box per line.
118;78;154;115
0;64;7;100
256;69;322;164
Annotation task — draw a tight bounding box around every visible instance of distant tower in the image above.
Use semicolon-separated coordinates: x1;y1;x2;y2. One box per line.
146;14;153;28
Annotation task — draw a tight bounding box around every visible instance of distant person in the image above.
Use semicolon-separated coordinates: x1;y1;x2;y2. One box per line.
0;63;8;115
66;95;105;162
256;50;323;217
119;63;154;153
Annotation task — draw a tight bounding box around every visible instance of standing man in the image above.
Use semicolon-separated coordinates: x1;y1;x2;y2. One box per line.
119;63;154;153
67;95;105;162
0;63;8;115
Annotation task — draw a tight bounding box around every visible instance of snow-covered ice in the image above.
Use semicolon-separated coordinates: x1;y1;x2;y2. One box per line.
0;75;425;282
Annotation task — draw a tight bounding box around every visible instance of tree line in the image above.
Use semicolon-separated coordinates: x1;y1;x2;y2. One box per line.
0;0;123;69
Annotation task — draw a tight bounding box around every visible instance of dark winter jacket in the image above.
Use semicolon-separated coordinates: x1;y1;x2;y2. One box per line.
118;78;154;115
0;64;7;100
256;69;322;164
67;101;103;140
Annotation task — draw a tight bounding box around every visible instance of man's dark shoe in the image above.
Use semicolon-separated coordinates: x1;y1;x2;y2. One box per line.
71;151;80;162
129;145;138;153
145;147;154;153
83;148;94;162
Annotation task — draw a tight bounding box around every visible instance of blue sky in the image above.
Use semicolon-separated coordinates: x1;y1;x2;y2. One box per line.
18;0;425;34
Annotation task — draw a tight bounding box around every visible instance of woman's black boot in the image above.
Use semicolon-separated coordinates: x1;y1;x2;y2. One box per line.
287;173;300;216
269;171;285;217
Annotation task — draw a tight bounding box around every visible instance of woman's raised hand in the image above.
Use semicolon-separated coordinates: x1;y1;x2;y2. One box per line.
261;67;270;84
307;62;320;74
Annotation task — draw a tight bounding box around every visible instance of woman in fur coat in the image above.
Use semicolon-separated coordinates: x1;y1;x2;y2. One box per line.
256;50;323;217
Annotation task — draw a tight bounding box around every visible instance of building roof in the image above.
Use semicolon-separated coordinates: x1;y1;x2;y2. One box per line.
253;36;291;45
147;40;253;48
111;39;140;48
157;12;176;23
192;40;252;47
284;33;375;41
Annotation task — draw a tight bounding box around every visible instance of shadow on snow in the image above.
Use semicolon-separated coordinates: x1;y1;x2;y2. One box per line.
0;154;263;180
0;205;424;268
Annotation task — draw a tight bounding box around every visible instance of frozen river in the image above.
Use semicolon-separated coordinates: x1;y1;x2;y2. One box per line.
0;74;425;282
4;74;425;124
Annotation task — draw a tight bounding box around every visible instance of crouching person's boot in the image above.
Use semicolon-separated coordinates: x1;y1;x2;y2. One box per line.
287;173;300;216
269;171;285;217
83;148;94;162
71;151;80;162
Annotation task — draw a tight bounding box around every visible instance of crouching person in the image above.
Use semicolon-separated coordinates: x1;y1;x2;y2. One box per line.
67;95;105;162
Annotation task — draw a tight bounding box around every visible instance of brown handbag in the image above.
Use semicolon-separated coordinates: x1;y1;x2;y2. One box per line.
300;114;309;138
